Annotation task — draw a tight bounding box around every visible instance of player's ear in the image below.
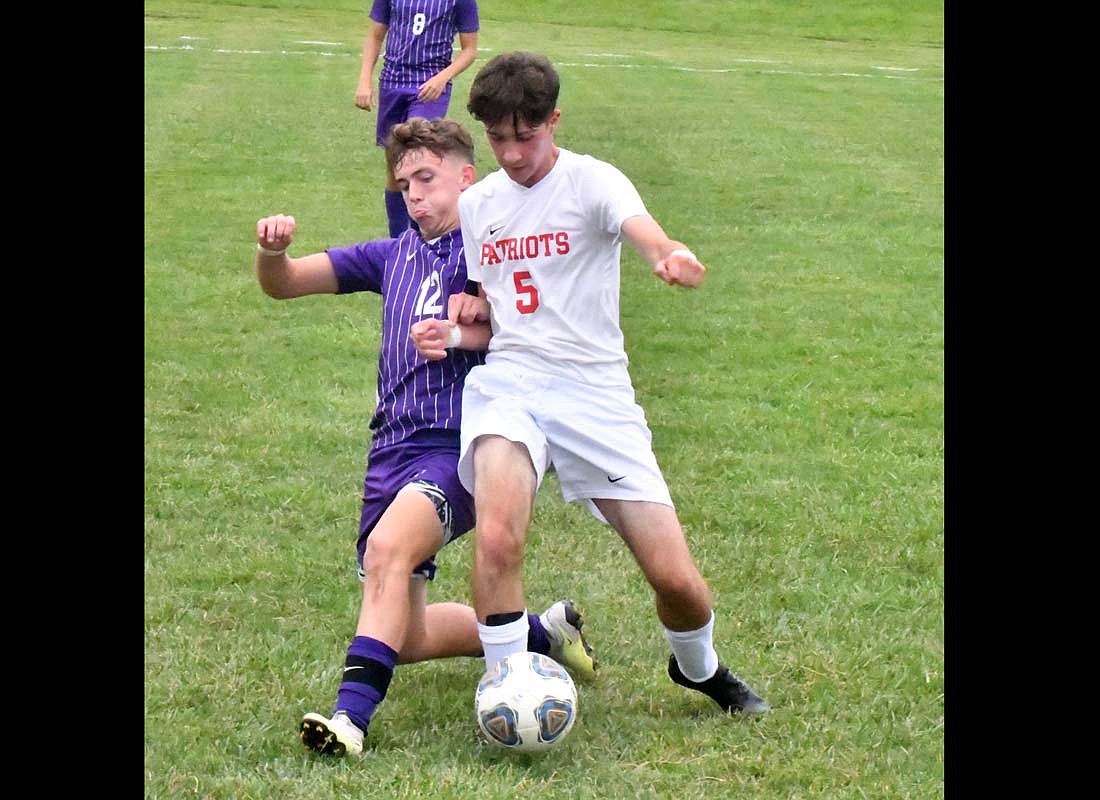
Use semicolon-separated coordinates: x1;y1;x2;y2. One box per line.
461;163;476;188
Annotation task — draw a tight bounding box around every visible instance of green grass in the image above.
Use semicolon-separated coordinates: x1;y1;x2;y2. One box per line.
145;1;943;797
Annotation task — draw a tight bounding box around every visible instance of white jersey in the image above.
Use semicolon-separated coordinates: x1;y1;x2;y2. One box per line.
458;148;649;387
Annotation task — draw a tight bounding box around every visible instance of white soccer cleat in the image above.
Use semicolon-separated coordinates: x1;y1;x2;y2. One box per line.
540;600;598;681
299;710;364;756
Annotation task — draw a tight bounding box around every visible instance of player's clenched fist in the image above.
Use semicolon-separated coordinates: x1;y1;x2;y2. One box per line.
410;318;454;362
256;214;297;253
654;249;706;288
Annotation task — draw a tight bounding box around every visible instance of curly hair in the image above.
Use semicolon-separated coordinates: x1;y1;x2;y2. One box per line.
384;117;475;174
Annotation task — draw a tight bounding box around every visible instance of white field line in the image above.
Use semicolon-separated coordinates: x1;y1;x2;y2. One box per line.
295;40;344;45
580;52;779;64
144;43;940;81
556;61;939;80
759;69;875;78
214;48;342;56
144;46;346;56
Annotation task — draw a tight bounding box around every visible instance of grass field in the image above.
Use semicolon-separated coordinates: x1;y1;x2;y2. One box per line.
145;2;944;797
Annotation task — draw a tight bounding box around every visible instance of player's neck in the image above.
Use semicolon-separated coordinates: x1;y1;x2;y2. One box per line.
418;222;457;242
522;146;561;188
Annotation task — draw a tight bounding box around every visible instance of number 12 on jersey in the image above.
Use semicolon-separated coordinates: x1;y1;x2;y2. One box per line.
414;272;443;316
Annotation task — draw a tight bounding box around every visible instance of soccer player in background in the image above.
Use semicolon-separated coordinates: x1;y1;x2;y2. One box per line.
355;0;480;238
253;117;595;757
410;53;770;715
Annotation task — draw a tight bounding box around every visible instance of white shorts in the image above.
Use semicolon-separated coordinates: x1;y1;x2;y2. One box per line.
457;361;673;523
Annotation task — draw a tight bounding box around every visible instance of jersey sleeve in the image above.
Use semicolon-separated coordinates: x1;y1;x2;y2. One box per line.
454;0;480;32
327;239;392;294
582;160;649;237
369;0;390;25
458;193;483;282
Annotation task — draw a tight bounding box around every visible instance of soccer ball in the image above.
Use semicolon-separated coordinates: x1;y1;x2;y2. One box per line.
474;651;578;752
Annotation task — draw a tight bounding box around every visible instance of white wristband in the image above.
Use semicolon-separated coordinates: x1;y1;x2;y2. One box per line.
257;243;287;256
446;325;462;349
668;248;697;261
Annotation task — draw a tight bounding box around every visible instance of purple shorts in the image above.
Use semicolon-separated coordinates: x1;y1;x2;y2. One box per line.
356;430;474;580
376;85;454;146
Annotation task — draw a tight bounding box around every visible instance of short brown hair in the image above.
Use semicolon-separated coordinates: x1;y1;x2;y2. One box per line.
384;117;475;174
467;52;560;128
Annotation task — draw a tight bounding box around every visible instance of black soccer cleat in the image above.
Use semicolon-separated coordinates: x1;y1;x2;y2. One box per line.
668;655;771;714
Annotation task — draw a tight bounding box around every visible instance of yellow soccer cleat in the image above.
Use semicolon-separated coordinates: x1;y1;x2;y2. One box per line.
540;600;598;681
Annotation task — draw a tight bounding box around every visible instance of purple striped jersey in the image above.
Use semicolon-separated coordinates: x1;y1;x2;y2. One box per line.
328;227;484;453
370;0;479;89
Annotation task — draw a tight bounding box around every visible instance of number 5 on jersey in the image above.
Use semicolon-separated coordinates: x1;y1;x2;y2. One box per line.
513;270;539;314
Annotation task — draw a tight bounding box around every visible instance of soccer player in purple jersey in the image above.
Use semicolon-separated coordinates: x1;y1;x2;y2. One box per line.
253;117;595;757
355;0;480;239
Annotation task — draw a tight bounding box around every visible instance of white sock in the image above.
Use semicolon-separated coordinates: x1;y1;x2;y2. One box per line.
663;611;719;682
478;612;530;671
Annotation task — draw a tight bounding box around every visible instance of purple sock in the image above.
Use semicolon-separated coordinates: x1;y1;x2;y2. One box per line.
334;636;398;734
384;189;410;238
527;613;551;655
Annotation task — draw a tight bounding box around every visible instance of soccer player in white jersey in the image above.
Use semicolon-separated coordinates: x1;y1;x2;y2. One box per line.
411;52;769;715
254;117;596;758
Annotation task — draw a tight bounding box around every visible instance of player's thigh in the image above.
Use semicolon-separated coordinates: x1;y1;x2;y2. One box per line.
363;488;445;572
405;455;476;545
596;498;703;588
470;435;539;535
459;364;551;499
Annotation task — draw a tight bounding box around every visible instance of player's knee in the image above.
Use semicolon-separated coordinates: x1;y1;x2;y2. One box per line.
474;517;525;572
649;567;710;609
362;534;415;577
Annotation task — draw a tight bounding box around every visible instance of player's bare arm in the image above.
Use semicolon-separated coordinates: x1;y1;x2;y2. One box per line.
356;21;388;110
621;214;706;288
410;317;491;361
417;31;479;101
448;289;490;325
254;214;340;299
